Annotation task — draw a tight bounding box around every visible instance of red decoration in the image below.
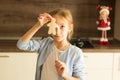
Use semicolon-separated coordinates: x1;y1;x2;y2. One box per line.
96;5;112;46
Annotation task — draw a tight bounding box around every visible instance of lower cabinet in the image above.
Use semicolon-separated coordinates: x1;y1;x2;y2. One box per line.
113;53;120;80
0;52;38;80
84;52;113;80
0;52;120;80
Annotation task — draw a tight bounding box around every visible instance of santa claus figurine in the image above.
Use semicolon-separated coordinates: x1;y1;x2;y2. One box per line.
96;5;112;46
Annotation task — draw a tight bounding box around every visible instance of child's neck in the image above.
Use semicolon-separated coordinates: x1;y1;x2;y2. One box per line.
54;40;70;51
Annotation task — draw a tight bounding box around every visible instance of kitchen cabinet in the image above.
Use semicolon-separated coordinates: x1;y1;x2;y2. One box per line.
84;52;113;80
113;53;120;80
0;52;38;80
1;51;120;80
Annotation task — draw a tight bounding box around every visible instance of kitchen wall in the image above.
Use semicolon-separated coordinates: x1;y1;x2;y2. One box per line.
0;0;115;39
114;0;120;40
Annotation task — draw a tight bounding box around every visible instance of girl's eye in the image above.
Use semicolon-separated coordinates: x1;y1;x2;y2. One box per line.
61;25;65;28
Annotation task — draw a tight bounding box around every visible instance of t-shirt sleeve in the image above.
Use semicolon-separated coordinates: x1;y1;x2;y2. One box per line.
72;48;85;80
17;37;53;52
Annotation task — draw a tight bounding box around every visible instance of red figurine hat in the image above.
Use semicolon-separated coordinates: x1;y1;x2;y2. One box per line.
97;5;111;15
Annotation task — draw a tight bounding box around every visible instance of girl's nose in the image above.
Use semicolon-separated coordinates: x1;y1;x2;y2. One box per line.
56;26;60;35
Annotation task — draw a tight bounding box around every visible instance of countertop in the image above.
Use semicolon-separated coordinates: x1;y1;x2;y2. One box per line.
0;39;120;52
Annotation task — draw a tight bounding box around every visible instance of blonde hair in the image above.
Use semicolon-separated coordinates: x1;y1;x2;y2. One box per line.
49;8;74;41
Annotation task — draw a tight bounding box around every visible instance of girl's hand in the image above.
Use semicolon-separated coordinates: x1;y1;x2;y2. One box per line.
38;13;53;26
55;59;67;77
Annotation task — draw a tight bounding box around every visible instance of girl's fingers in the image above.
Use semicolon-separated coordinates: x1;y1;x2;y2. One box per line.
55;60;66;77
37;13;53;26
39;13;53;20
55;60;65;70
43;13;53;19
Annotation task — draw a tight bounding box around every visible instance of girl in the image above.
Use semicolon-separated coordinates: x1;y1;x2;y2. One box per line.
17;8;85;80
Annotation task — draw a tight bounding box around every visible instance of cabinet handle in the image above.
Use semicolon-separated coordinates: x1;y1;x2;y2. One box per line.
0;55;9;58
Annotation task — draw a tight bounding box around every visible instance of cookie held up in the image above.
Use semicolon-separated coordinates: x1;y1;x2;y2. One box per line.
47;18;59;35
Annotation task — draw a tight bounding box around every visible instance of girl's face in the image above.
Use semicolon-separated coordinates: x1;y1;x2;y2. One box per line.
52;15;71;42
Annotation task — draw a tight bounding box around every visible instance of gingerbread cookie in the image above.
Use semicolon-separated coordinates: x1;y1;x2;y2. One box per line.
47;18;58;35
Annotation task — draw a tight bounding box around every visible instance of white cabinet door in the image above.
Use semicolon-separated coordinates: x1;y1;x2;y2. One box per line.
85;68;113;80
113;53;120;80
0;54;10;80
0;53;38;80
84;52;113;80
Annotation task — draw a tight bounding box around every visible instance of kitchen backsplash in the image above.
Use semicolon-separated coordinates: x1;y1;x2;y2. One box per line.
0;0;115;38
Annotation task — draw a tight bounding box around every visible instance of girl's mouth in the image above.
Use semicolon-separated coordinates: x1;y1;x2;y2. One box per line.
54;35;61;37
